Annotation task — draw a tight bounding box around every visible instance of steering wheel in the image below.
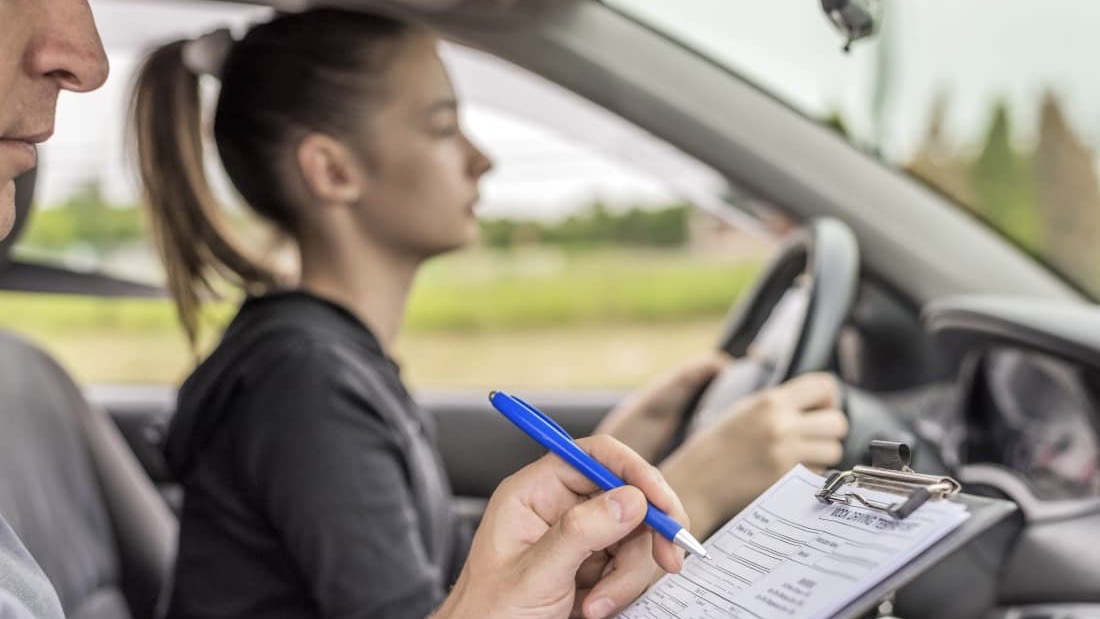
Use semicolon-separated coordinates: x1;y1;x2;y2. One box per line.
669;217;861;445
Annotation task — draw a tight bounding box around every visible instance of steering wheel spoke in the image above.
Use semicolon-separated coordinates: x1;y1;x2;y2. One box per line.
673;217;861;447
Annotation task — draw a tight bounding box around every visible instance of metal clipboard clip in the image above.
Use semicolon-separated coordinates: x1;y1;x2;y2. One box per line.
815;440;961;520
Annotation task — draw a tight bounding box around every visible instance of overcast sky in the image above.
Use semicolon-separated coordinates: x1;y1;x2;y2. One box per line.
39;0;1100;217
612;0;1100;159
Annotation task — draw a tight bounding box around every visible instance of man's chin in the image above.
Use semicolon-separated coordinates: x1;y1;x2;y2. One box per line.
0;181;16;241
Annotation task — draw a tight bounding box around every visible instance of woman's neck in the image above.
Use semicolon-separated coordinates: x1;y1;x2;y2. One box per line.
297;240;420;354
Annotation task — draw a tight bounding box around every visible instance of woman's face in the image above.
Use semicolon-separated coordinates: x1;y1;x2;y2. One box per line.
353;33;493;260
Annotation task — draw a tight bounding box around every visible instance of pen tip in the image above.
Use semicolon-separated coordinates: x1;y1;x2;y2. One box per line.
673;529;709;561
488;390;498;401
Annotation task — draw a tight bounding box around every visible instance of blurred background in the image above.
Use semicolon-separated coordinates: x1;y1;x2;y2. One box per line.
5;0;1099;390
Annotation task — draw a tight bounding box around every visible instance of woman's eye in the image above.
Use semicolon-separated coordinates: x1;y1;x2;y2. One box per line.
434;125;460;137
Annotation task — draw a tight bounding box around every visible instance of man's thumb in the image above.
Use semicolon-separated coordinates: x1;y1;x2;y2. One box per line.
522;486;648;585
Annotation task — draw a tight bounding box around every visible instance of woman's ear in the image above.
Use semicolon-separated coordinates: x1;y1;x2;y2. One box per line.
295;133;365;205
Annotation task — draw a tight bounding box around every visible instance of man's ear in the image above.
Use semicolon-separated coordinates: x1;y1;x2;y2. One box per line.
295;133;365;205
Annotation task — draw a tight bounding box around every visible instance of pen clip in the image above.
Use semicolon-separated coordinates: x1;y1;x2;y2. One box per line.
510;394;576;442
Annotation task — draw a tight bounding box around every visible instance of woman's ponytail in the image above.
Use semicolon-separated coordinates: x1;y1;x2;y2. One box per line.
130;41;278;349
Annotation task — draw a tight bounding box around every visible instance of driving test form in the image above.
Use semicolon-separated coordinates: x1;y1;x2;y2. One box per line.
618;465;970;619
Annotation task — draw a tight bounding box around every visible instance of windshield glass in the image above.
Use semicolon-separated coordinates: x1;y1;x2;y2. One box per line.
607;0;1100;298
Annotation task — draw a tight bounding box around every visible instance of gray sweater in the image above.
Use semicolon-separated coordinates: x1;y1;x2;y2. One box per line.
0;517;62;619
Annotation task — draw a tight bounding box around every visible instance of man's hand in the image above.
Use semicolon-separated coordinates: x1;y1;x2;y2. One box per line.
435;435;689;619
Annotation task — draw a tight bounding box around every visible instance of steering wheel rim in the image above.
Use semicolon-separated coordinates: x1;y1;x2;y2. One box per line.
717;217;860;384
669;217;861;447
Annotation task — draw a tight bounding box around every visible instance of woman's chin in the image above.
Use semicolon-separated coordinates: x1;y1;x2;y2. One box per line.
421;234;478;261
456;220;481;248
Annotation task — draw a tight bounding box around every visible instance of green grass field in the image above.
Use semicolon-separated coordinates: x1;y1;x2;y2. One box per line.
0;248;761;387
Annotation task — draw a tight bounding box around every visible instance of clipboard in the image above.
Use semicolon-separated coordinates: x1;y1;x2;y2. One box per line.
819;441;1017;619
618;440;1017;619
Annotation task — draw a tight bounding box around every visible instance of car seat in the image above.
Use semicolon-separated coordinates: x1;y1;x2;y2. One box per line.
0;170;177;619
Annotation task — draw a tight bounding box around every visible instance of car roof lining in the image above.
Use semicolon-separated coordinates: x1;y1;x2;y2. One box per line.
226;0;575;30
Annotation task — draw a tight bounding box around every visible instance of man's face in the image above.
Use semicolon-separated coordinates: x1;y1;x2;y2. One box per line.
0;0;107;239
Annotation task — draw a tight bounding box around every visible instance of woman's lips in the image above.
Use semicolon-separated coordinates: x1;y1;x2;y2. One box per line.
0;139;38;176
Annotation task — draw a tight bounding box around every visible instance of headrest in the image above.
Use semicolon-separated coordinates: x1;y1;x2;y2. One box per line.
0;167;162;297
0;167;37;267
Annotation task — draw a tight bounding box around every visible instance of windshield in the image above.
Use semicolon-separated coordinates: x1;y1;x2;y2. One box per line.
607;0;1100;298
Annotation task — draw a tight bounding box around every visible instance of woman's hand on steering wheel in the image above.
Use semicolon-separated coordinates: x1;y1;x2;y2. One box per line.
658;373;848;538
595;352;730;462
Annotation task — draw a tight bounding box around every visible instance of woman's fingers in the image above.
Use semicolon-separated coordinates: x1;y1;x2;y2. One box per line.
773;372;840;410
794;408;849;439
797;439;846;469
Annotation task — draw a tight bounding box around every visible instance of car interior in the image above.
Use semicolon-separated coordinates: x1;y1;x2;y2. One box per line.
2;0;1099;618
0;173;174;619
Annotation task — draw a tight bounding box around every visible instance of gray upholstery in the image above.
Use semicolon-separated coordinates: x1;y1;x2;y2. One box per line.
0;331;176;619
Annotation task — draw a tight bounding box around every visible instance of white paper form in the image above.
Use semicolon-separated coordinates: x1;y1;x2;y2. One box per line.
618;465;969;619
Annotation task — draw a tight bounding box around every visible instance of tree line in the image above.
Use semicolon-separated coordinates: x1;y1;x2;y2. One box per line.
20;187;693;255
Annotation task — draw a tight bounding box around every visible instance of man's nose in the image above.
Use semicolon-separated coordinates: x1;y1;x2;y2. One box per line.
27;0;109;93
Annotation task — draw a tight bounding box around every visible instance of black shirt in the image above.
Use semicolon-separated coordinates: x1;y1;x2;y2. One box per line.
163;291;465;619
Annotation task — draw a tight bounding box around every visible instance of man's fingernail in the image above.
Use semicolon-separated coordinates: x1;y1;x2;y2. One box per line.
653;466;671;491
607;493;624;522
589;597;617;619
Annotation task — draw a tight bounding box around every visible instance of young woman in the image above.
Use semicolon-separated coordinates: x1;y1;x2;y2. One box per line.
132;9;846;619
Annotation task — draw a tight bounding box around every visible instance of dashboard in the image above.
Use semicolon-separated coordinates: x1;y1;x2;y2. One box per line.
963;347;1100;500
886;295;1100;614
923;296;1100;504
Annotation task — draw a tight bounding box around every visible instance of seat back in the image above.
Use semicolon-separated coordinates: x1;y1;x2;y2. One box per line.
0;331;176;619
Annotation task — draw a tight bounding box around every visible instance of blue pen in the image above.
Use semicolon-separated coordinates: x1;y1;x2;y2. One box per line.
489;390;709;560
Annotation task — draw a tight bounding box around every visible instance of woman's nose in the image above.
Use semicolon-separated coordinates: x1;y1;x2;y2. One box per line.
468;138;494;178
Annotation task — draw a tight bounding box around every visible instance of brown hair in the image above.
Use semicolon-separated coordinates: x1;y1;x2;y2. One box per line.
131;10;415;347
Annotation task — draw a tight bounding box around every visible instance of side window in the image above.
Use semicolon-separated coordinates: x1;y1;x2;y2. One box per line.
0;1;269;385
395;45;777;390
0;16;776;389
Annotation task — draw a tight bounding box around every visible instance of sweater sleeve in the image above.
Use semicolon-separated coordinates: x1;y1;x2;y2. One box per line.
235;341;446;619
0;519;63;619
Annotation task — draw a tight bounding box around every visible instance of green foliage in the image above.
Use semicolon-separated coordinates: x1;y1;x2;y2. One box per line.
407;249;758;332
480;202;690;249
823;110;850;137
0;249;761;383
21;183;145;253
0;250;759;337
967;100;1040;251
0;293;235;336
